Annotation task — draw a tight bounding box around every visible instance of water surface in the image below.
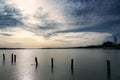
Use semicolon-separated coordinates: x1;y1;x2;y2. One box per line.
0;49;120;80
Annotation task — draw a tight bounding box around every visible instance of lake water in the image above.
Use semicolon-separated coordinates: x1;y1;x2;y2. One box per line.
0;49;120;80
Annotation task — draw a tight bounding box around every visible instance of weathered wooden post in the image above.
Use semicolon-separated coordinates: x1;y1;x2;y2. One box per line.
35;57;38;67
11;54;14;63
51;58;54;68
71;59;74;69
14;55;16;63
3;54;5;61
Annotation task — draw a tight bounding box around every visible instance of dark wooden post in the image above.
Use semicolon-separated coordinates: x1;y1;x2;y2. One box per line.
14;55;16;63
11;54;14;63
71;59;74;69
51;58;54;68
35;57;38;66
3;54;5;61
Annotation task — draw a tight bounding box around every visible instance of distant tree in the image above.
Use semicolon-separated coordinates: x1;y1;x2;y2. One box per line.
113;35;117;45
118;43;120;48
118;43;120;46
102;41;116;47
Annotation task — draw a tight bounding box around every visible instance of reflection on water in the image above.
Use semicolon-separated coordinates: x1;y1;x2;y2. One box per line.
3;60;5;65
71;67;74;76
0;49;120;80
51;67;54;74
107;72;111;80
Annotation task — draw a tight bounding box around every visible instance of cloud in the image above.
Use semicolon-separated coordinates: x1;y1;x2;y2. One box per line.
20;7;65;38
51;32;112;46
43;0;120;37
0;33;13;36
0;0;120;47
0;5;23;28
69;0;120;16
54;19;120;34
19;0;120;40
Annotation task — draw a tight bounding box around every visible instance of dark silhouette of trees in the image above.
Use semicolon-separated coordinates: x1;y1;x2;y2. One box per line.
118;43;120;46
102;41;116;48
101;35;120;49
113;35;117;45
118;43;120;48
102;41;120;49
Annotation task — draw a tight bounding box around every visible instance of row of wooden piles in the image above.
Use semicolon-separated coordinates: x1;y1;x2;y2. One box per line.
2;54;111;79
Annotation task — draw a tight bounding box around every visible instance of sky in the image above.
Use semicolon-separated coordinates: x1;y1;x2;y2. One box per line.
0;0;120;48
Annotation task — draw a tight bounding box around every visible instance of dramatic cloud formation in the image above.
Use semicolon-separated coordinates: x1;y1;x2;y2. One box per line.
0;0;120;48
0;5;23;28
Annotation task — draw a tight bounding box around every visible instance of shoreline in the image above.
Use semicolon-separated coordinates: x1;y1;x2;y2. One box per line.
0;47;119;50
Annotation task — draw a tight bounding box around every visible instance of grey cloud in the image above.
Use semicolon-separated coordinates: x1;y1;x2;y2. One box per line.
24;8;63;38
54;19;120;34
69;0;120;15
68;0;120;22
55;40;70;43
0;33;13;36
47;0;120;38
0;5;23;28
37;25;56;31
35;0;120;40
64;36;83;39
1;0;120;41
